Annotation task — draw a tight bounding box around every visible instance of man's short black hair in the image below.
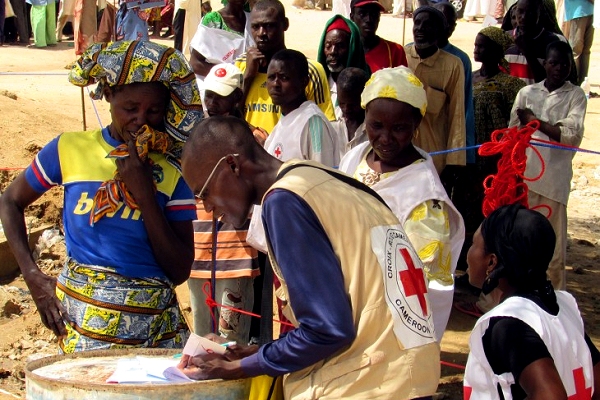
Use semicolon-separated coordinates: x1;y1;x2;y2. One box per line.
253;0;286;19
271;49;309;79
337;67;369;93
546;40;573;59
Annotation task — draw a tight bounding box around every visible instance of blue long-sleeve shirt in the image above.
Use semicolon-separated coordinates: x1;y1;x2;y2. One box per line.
240;189;356;376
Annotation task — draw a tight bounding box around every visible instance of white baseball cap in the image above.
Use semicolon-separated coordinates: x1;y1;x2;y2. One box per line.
204;63;243;97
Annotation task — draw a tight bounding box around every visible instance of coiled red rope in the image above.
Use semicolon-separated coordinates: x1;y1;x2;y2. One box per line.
479;120;551;218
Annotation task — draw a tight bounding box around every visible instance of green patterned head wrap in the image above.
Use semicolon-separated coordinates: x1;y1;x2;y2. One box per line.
69;40;204;150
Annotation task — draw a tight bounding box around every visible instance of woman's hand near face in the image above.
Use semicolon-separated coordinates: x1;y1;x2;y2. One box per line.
115;140;193;285
115;140;156;206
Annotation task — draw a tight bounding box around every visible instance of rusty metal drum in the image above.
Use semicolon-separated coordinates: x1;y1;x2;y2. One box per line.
25;348;250;400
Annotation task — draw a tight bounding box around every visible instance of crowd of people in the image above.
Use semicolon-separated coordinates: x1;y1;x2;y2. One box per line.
1;0;600;398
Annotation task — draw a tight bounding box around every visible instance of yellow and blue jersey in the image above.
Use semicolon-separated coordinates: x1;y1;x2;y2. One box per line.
25;128;196;280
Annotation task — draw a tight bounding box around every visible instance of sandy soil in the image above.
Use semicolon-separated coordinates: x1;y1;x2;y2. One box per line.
1;3;600;398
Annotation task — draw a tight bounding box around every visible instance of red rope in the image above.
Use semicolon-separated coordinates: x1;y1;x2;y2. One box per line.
201;280;295;328
440;360;466;370
479;120;551;218
200;278;472;370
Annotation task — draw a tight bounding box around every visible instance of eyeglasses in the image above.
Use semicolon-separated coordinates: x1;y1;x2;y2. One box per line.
195;153;239;200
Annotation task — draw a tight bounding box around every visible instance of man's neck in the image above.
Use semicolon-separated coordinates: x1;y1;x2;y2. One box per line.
251;157;284;205
544;79;565;93
260;45;286;72
438;38;449;48
345;116;364;140
521;26;543;38
415;44;438;59
362;35;380;52
279;97;306;116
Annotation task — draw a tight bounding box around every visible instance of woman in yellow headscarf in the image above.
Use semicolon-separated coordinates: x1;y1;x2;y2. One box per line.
0;40;203;353
339;66;465;342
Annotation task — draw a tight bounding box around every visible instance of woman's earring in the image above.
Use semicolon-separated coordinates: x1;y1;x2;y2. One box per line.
413;128;419;140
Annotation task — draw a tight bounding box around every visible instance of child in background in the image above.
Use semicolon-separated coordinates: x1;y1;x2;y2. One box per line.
188;63;259;345
263;49;340;168
509;40;587;291
331;67;369;158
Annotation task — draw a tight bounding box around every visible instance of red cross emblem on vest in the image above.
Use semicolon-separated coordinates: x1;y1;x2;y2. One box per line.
569;367;592;399
463;360;592;399
398;247;428;316
274;144;282;158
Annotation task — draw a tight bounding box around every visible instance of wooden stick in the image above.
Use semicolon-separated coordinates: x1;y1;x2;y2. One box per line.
80;87;87;131
402;0;407;45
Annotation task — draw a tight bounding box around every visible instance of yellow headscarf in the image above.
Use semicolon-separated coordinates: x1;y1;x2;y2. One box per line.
361;66;427;116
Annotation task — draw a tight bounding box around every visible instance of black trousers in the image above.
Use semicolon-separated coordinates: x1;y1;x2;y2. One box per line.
10;0;30;44
172;8;185;51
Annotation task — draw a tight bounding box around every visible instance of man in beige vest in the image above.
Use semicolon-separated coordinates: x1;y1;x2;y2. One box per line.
178;116;440;399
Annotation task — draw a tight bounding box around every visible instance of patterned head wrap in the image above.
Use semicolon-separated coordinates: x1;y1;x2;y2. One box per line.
361;66;427;116
479;26;513;53
69;40;203;157
68;41;203;224
478;26;513;73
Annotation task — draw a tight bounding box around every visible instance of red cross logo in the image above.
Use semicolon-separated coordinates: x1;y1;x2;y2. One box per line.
274;145;282;158
398;247;428;316
463;385;472;400
568;367;592;399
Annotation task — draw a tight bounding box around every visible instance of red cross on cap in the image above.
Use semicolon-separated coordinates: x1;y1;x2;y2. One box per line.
398;248;428;316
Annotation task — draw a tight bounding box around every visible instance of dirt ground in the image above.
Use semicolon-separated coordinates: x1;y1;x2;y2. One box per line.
1;3;600;398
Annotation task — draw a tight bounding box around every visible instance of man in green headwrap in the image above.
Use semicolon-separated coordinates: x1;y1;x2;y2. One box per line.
317;14;370;119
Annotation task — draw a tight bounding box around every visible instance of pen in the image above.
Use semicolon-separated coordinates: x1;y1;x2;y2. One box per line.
221;341;237;348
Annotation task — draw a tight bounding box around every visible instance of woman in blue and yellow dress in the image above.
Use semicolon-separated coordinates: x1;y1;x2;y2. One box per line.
0;40;203;353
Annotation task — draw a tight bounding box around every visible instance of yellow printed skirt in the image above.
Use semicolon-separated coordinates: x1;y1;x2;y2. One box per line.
56;260;189;353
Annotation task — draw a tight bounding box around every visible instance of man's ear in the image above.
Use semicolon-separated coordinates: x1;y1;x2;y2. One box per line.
283;17;289;31
227;154;241;176
302;75;310;90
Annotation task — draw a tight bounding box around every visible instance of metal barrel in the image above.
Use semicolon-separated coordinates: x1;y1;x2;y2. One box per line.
26;348;250;400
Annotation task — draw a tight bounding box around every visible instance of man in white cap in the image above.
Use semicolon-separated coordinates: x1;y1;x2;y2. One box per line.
203;63;244;118
188;63;260;346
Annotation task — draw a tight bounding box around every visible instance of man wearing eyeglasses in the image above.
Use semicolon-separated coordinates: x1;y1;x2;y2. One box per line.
179;116;440;400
